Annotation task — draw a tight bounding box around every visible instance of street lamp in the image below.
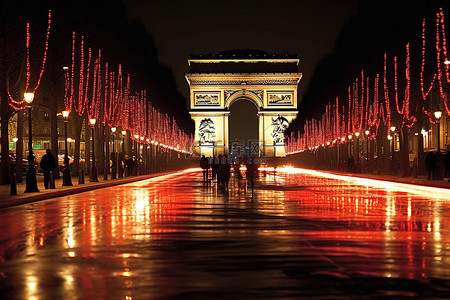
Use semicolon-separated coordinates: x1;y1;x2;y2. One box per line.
365;130;370;168
134;134;139;176
62;110;72;186
355;132;360;164
388;134;394;160
111;127;117;179
89;118;98;182
435;110;442;153
24;92;39;193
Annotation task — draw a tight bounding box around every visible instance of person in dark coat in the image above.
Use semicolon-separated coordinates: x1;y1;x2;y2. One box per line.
200;155;210;182
211;156;219;181
40;149;56;189
445;151;450;182
219;156;231;191
425;151;437;180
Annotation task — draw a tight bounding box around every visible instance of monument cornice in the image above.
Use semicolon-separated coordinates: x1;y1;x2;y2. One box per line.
186;73;302;86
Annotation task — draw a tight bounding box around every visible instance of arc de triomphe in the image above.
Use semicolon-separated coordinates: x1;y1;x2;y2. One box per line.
186;49;302;157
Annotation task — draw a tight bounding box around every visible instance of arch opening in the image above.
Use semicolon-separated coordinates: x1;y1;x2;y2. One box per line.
228;98;259;157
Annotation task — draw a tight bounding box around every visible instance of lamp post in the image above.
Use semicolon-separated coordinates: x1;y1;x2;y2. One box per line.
364;130;370;170
390;126;396;160
62;110;72;186
348;134;352;157
134;134;139;176
24;92;39;193
139;136;144;175
434;110;442;153
111;127;117;179
355;132;360;164
89;118;98;182
388;134;394;160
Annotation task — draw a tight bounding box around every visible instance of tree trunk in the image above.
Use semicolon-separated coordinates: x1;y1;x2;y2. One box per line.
399;126;410;177
95;124;105;174
72;113;83;177
85;118;91;175
16;110;24;182
50;94;60;179
0;70;10;185
376;125;387;174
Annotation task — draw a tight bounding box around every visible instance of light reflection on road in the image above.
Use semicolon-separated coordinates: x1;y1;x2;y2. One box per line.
0;167;449;298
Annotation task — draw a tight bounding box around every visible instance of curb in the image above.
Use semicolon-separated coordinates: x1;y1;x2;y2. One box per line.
0;171;176;209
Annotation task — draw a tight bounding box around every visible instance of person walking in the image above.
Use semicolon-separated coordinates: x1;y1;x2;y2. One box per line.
40;149;56;189
425;151;437;180
211;156;219;182
219;156;231;191
200;155;210;183
445;151;450;182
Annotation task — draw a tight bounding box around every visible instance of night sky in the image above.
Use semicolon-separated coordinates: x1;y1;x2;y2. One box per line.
124;0;358;103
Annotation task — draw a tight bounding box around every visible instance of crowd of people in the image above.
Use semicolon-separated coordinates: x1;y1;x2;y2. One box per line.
425;151;450;181
200;154;259;190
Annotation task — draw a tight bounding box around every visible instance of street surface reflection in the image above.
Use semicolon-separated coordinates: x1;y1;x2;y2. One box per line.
0;167;450;298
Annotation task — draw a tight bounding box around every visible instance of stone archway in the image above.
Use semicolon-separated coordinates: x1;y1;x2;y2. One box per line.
186;50;302;157
228;97;260;158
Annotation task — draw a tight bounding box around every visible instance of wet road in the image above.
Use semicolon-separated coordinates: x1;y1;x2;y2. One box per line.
1;167;450;299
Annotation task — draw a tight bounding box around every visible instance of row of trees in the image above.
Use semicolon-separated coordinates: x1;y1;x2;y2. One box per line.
286;7;449;176
0;1;194;185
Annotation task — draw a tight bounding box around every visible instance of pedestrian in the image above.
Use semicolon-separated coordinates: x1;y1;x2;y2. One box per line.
347;156;354;173
211;156;219;181
219;156;231;190
425;151;437;180
200;155;210;182
445;151;450;182
126;156;135;176
40;149;56;189
246;155;257;189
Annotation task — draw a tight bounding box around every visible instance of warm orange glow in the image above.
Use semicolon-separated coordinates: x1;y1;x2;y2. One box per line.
89;118;96;126
434;111;442;120
24;92;34;104
111;127;116;133
62;110;69;118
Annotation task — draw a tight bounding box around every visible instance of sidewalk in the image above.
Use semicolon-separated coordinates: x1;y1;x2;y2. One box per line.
317;169;450;189
0;171;174;209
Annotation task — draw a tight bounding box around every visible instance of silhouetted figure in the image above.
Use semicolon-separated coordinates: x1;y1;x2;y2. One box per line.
200;155;210;182
40;149;56;189
347;156;354;173
246;156;257;189
219;156;231;190
445;151;450;182
211;156;219;181
125;156;135;177
425;151;437;180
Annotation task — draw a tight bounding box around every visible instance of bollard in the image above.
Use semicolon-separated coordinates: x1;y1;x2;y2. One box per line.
10;172;17;196
49;171;56;189
104;167;108;181
79;169;85;184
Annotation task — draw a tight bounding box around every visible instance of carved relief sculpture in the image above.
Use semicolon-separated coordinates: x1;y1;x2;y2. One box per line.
199;118;216;144
195;93;219;106
268;93;293;105
271;116;289;144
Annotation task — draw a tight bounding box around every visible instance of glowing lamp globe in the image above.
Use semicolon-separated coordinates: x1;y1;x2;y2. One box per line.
24;92;35;104
434;111;442;120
